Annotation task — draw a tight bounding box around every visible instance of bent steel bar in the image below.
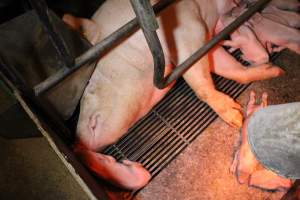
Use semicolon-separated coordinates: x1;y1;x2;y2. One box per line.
29;0;74;68
34;0;175;96
34;0;270;95
130;0;165;88
131;0;271;89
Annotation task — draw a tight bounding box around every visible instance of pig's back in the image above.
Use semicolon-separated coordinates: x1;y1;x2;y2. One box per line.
91;0;219;66
91;0;155;70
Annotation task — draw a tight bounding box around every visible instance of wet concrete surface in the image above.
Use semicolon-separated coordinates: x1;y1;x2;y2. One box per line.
136;50;300;200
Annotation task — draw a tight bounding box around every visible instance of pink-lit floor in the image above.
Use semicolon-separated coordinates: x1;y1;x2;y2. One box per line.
136;50;300;200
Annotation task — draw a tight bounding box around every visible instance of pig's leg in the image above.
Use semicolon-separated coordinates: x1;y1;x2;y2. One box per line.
249;169;293;191
74;144;151;190
62;14;100;45
167;5;243;128
177;35;243;128
183;56;243;128
210;46;284;84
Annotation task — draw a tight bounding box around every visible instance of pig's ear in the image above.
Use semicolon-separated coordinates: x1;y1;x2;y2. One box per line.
88;113;102;136
63;14;100;45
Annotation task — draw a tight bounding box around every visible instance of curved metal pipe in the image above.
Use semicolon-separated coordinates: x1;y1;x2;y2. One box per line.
34;0;175;96
131;0;271;89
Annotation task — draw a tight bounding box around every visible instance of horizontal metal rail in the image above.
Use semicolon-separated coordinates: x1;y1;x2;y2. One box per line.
34;0;270;95
33;0;175;96
131;0;271;89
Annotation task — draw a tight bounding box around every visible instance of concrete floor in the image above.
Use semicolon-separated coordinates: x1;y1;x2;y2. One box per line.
0;50;299;200
136;50;300;200
0;137;89;200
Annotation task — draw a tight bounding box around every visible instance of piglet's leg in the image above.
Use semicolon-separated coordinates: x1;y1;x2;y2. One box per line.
234;91;265;183
74;144;151;190
211;46;284;84
249;169;293;191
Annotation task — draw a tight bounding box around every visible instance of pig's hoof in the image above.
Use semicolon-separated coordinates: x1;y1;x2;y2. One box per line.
116;159;152;190
97;156;151;190
249;169;293;191
75;148;151;190
238;64;285;84
207;91;243;128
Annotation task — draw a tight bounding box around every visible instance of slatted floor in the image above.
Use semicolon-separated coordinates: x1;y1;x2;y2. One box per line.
102;50;280;184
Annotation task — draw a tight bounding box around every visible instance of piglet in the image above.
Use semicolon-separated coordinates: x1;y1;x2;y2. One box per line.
216;8;269;65
244;0;300;11
262;5;300;29
230;5;300;55
230;91;292;191
248;12;300;54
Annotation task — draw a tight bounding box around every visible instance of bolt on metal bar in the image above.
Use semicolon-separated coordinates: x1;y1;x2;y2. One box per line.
131;0;271;89
33;0;175;96
29;0;74;68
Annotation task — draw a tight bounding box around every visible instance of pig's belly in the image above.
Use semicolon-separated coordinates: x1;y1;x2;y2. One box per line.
77;48;173;149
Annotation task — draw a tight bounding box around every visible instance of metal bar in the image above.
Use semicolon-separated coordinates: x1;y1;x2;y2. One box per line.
28;0;74;68
33;0;175;96
130;0;165;88
131;0;271;89
34;0;269;95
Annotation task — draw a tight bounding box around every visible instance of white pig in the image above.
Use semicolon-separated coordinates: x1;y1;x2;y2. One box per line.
69;0;283;189
215;7;269;65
